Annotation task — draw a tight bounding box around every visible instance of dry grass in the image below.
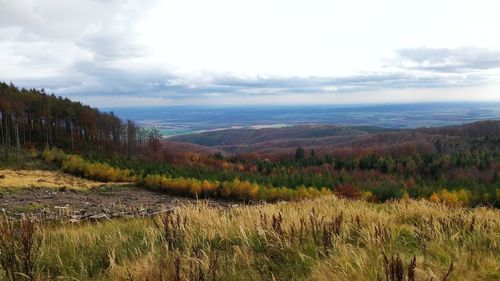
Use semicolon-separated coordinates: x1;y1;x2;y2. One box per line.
1;196;495;280
0;169;112;190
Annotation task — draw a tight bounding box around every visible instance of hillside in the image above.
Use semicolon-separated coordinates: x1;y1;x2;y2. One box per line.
416;119;500;137
167;120;500;155
168;124;394;151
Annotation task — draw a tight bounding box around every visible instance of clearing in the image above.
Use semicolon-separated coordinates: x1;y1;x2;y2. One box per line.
0;169;220;221
0;169;110;190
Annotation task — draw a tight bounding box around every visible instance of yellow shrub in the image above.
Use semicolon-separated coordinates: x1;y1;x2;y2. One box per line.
61;155;135;182
455;189;472;206
143;174;162;189
362;191;374;202
429;192;440;203
42;148;66;163
201;180;217;196
436;189;471;207
28;147;38;159
141;175;329;202
440;190;458;206
296;186;311;199
189;181;202;197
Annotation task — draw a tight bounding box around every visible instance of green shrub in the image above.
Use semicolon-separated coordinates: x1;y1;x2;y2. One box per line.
371;182;404;202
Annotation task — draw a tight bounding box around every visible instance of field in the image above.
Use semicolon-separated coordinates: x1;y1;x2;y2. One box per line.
0;169;109;191
1;195;499;280
110;103;500;136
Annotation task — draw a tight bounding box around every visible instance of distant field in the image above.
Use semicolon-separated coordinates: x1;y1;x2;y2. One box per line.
109;103;500;136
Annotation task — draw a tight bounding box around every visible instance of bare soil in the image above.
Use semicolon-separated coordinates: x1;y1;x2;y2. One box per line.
0;170;227;222
0;185;227;221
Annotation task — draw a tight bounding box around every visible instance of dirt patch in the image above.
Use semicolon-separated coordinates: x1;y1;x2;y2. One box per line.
0;169;232;222
0;169;112;190
0;183;228;222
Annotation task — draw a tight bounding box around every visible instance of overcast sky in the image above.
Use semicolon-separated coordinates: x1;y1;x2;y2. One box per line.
1;0;500;107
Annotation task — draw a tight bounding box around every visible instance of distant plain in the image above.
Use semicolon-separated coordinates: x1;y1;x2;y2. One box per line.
108;102;500;136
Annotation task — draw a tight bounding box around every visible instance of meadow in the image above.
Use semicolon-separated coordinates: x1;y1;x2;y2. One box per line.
0;169;107;191
1;196;499;281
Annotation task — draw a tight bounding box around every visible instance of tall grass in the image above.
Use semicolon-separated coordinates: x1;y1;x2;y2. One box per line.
0;217;40;281
1;196;498;280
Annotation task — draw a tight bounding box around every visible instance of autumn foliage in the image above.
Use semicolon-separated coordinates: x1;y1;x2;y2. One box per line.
41;148;328;201
141;174;329;201
42;148;135;182
334;184;362;200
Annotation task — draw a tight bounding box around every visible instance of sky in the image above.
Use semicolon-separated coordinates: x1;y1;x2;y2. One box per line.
1;0;500;107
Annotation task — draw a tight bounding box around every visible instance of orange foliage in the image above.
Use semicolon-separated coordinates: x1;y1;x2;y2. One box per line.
429;193;441;203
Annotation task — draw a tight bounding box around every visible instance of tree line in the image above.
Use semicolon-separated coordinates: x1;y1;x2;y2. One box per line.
0;81;162;162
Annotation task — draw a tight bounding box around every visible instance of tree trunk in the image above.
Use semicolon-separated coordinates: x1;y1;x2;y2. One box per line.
0;115;5;162
15;120;20;162
3;115;9;162
45;120;50;149
70;122;75;152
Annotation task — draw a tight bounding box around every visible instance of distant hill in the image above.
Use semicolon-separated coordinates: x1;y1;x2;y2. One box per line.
167;120;500;155
415;120;500;137
168;125;393;146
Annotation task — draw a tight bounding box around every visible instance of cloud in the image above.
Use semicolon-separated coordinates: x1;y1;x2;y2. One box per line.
1;1;500;106
6;55;499;105
390;47;500;73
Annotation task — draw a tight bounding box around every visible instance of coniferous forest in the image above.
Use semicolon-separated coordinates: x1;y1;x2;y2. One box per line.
0;81;162;160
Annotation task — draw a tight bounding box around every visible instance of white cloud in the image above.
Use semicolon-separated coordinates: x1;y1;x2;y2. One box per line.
1;0;500;106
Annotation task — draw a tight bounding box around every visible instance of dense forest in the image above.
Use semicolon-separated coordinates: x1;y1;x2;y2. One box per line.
0;81;162;161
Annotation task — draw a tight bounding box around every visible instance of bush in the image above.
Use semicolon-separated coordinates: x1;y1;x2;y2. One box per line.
429;189;472;207
140;174;330;202
429;192;440;203
371;182;404;202
61;155;135;182
39;149;331;202
221;179;259;201
362;191;375;202
41;148;67;164
334;184;362;200
141;175;217;198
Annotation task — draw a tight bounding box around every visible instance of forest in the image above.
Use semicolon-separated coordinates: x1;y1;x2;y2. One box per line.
0;81;162;161
1;81;499;206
